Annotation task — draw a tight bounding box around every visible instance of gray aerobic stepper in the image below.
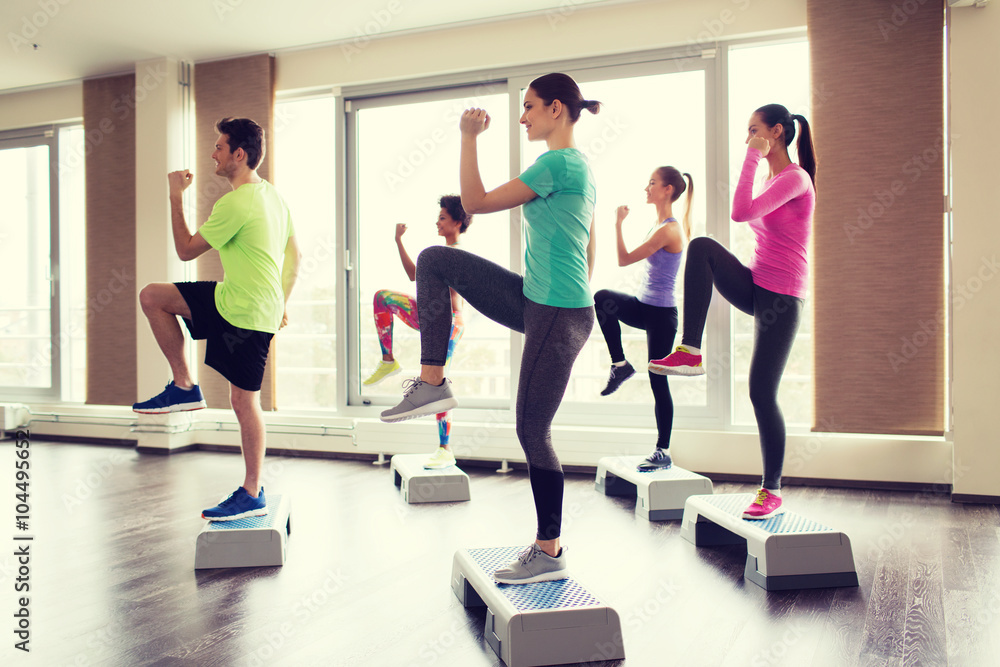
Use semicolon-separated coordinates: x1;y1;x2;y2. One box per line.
451;546;625;667
595;455;714;520
680;493;859;591
390;454;471;503
194;494;291;569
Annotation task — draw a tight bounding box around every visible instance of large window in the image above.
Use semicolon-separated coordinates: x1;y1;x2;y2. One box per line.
728;40;813;427
273;96;339;409
0;126;86;402
519;65;710;417
349;85;513;407
305;36;813;430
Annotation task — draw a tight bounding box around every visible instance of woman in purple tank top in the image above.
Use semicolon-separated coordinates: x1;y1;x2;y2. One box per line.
594;166;692;472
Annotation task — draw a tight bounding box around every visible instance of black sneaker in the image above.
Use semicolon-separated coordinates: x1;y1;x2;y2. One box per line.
636;448;672;472
600;362;635;396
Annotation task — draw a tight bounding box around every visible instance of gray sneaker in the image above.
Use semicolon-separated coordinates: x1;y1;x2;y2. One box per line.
636;448;672;472
380;377;458;423
493;543;569;585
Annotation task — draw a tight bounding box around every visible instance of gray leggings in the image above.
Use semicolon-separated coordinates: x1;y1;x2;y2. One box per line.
417;246;594;539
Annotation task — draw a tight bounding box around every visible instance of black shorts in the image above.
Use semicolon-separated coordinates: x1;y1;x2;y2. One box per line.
175;281;274;392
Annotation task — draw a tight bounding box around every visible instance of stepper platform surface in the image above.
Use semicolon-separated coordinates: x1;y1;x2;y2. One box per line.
595;456;713;520
451;546;625;667
391;453;471;503
680;493;859;590
194;494;291;569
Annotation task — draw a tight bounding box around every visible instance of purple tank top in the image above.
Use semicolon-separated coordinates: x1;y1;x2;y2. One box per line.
637;219;682;308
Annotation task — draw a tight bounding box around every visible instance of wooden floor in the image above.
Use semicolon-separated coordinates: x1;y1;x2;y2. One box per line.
5;440;999;666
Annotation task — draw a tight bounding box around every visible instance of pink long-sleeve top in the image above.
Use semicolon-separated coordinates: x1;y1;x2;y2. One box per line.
731;147;815;299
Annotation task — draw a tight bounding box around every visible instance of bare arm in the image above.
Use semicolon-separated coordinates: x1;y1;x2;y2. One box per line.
168;170;212;261
394;224;417;281
614;205;680;267
459;108;537;214
279;234;301;329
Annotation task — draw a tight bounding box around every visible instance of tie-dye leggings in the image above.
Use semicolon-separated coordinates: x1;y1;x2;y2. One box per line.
373;289;463;445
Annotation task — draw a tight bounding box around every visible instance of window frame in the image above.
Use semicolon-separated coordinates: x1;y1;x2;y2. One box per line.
0;125;66;402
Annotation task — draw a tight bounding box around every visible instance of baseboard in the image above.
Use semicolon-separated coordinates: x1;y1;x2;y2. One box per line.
951;493;1000;505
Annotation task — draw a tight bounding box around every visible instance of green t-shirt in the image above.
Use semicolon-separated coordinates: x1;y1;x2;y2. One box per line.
518;148;596;308
197;180;294;334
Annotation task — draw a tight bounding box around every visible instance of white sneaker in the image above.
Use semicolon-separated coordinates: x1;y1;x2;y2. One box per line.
424;447;457;469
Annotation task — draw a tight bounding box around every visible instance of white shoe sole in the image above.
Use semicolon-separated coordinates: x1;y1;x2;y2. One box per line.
742;507;785;520
424;460;457;470
647;363;705;377
380;398;458;423
493;568;570;585
133;401;207;414
202;507;268;522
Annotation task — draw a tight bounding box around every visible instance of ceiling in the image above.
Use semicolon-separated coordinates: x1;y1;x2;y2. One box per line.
0;0;630;94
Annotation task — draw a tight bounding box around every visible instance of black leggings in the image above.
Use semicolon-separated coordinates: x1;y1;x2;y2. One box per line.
593;289;677;450
417;246;594;540
681;237;804;489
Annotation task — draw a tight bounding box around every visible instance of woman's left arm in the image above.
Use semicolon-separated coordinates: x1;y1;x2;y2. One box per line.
731;143;810;222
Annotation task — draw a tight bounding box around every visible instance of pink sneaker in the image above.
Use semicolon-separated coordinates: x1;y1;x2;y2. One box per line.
742;488;784;520
648;346;704;376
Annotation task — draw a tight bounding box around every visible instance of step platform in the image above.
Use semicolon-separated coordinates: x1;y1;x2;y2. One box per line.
194;494;291;569
595;456;713;520
451;546;625;667
390;454;471;504
680;493;858;591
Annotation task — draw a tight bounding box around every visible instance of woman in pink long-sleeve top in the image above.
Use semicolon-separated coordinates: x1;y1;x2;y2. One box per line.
649;103;816;520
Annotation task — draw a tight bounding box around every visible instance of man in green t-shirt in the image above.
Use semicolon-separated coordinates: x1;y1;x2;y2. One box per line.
133;117;301;522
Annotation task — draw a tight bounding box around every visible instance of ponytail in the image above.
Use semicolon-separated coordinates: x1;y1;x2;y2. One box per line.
655;166;694;240
755;104;817;186
681;173;694;240
791;114;816;186
528;73;601;123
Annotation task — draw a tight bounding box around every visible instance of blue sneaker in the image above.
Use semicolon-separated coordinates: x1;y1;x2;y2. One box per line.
202;487;267;521
133;381;206;414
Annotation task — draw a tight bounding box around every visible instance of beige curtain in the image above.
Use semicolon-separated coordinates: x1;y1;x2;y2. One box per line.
84;74;137;406
193;54;277;410
809;0;945;435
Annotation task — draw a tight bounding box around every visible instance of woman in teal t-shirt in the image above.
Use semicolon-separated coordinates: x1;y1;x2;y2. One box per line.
381;73;600;584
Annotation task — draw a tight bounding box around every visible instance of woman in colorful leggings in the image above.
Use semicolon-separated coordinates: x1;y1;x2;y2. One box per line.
594;166;692;472
364;195;472;469
381;73;599;584
650;104;816;520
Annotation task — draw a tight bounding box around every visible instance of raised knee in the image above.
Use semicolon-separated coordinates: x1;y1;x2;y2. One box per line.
138;284;161;312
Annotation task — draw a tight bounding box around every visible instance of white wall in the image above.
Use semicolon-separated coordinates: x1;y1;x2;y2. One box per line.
0;81;82;130
276;0;803;93
950;2;1000;498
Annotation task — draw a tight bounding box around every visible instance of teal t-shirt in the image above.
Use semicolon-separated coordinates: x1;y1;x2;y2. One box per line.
197;180;294;334
518;148;596;308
